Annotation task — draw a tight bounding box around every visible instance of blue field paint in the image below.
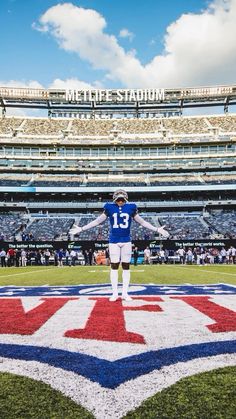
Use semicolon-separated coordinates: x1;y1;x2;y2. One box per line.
0;284;235;297
0;340;235;389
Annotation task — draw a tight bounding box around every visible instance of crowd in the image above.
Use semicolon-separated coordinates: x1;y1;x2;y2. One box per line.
1;245;235;268
3;114;236;137
0;248;84;268
129;245;236;265
140;245;236;265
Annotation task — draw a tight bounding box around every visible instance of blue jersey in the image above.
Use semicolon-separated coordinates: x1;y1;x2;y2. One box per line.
104;202;138;243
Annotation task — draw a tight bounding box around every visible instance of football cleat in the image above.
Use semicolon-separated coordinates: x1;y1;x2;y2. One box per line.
109;294;119;302
122;294;132;301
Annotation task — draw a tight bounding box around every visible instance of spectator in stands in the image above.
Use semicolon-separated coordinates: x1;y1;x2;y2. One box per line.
208;248;215;265
70;189;169;301
21;249;27;267
58;248;64;267
164;249;169;263
0;249;6;267
15;249;21;267
92;250;98;265
226;248;231;264
213;248;220;264
186;248;193;264
88;249;93;266
220;247;227;264
177;247;185;264
159;248;165;264
229;246;236;264
44;249;51;266
144;247;151;264
65;249;70;266
105;247;110;266
70;249;77;266
7;248;15;267
133;247;139;266
35;250;41;265
28;232;34;241
200;248;206;265
64;249;71;266
39;249;44;265
53;250;58;266
28;250;35;266
83;250;89;265
194;247;200;265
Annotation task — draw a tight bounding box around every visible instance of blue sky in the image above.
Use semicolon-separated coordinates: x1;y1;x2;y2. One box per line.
0;0;236;90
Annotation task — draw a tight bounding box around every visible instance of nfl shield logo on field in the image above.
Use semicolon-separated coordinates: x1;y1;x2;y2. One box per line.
0;284;235;418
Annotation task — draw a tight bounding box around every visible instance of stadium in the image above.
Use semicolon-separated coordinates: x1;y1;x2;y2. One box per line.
0;85;236;256
0;83;235;418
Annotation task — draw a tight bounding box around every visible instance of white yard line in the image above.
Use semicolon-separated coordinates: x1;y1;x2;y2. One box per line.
0;268;59;279
174;265;236;277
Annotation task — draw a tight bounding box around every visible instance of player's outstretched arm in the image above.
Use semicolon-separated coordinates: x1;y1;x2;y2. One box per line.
69;225;83;235
133;214;170;238
69;213;107;235
156;225;170;238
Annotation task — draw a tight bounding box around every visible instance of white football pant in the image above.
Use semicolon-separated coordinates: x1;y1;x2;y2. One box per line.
109;242;132;264
109;242;132;298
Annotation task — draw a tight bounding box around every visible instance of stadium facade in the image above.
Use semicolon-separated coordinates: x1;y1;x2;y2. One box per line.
0;85;235;252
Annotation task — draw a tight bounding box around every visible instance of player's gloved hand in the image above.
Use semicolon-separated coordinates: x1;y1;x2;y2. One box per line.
156;225;170;238
69;225;83;235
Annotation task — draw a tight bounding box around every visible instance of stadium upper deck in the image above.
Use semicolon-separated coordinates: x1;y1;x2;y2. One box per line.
0;115;234;182
0;85;235;212
1;84;236;117
0;114;235;174
1;114;236;138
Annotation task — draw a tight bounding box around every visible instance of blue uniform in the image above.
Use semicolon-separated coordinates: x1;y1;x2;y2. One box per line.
104;202;138;243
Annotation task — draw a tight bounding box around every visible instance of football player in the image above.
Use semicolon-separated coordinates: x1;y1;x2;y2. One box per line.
69;189;169;301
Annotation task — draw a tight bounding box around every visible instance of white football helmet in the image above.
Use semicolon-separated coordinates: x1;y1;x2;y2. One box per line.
113;189;128;202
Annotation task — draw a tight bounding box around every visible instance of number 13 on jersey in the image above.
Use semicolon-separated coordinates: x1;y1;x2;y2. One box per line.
112;213;129;228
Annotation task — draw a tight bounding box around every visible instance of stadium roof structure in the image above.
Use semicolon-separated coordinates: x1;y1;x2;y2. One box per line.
1;84;236;117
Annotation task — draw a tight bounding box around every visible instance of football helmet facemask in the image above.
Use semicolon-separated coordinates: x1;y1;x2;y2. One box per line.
113;189;128;202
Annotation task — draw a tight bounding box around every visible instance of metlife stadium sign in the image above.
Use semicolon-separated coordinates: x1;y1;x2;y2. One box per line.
0;85;234;101
65;88;165;102
1;84;236;114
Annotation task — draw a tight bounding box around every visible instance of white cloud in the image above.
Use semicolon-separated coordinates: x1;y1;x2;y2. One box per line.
34;0;236;88
48;77;99;89
0;77;98;91
0;80;43;89
36;3;146;87
119;28;134;41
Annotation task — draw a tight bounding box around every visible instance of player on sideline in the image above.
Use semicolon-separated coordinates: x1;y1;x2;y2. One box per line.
69;189;169;302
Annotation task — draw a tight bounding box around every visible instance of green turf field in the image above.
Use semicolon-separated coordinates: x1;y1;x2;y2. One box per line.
0;263;235;418
0;264;235;286
1;367;235;419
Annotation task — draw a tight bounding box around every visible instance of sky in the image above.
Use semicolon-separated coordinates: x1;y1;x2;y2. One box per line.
1;0;236;93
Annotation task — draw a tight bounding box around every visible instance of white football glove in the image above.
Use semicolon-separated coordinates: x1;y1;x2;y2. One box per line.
156;225;170;238
69;225;83;235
